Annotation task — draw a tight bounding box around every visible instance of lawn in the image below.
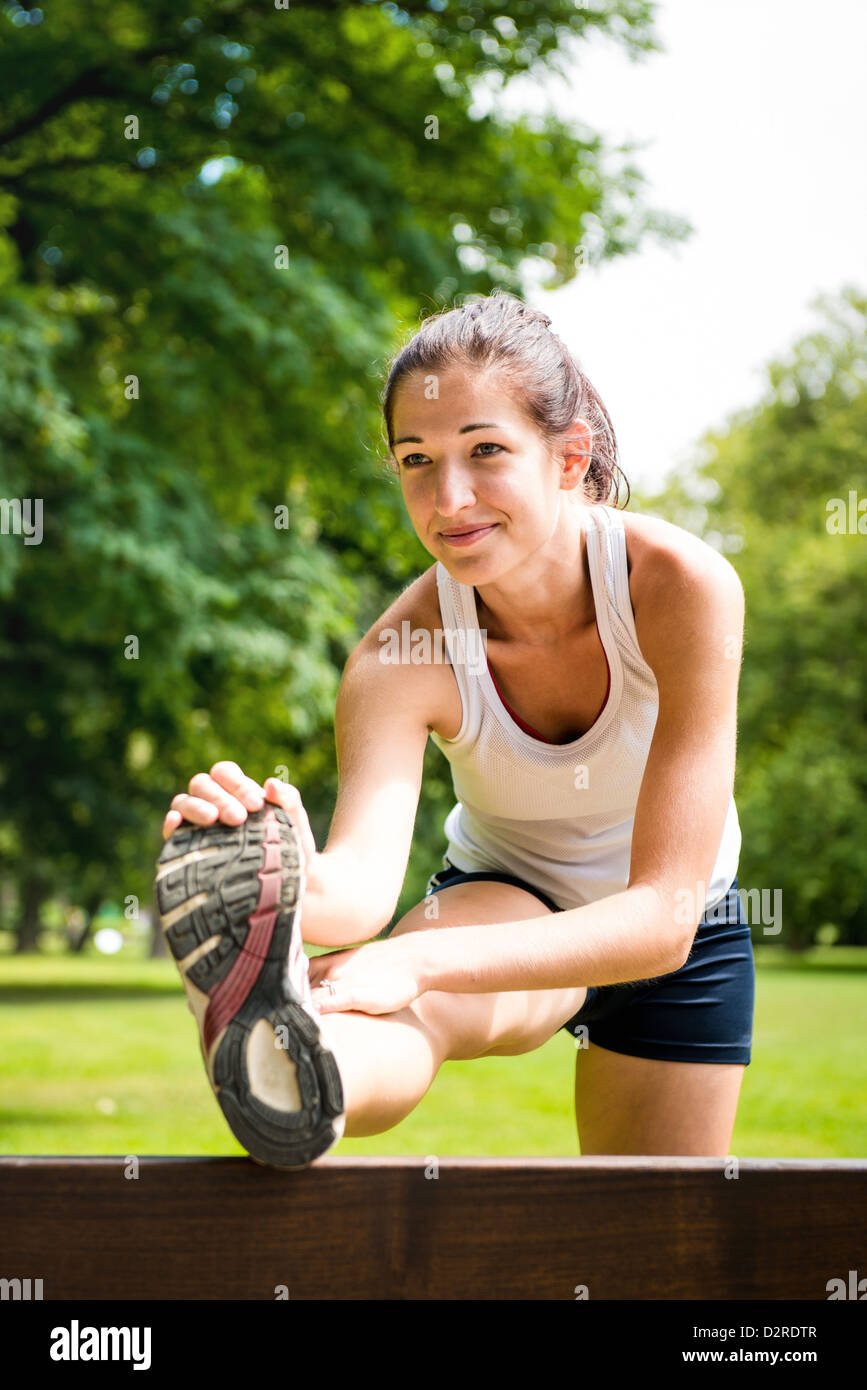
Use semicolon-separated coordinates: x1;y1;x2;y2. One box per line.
0;946;864;1158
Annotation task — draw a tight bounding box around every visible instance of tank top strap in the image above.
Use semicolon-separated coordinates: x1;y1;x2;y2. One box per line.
434;560;481;662
433;561;486;746
586;505;648;670
434;559;460;631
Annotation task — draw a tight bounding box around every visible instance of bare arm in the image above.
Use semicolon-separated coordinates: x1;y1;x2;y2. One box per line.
299;640;432;947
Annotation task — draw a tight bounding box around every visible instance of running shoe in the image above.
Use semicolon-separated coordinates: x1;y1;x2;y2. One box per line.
154;804;345;1169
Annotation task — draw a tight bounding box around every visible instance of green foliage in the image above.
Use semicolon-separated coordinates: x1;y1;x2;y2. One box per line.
637;288;867;947
0;0;686;945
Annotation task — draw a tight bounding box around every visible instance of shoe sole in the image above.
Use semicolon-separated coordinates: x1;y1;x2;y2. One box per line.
154;805;345;1170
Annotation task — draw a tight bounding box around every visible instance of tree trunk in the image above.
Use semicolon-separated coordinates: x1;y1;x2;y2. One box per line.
16;876;45;953
70;892;103;953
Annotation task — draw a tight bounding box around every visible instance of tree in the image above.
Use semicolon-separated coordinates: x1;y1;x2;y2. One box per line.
0;0;688;948
636;287;867;948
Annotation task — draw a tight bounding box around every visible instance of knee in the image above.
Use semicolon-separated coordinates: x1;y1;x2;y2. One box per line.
411;990;488;1063
481;1022;556;1058
413;989;535;1062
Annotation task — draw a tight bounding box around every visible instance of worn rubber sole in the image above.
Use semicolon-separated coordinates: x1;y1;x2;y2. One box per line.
154;805;345;1170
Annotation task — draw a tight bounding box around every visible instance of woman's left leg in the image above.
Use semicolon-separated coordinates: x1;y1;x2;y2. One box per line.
325;877;587;1137
572;876;754;1155
574;1043;746;1156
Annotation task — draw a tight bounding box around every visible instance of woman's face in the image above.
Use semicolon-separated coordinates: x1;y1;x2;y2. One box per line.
390;366;589;582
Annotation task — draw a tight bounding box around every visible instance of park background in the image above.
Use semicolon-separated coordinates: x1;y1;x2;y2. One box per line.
0;0;864;1158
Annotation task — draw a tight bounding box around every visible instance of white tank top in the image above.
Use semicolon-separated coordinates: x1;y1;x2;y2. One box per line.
428;502;741;914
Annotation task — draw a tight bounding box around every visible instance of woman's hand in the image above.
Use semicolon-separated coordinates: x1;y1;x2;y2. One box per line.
162;761;318;877
308;936;427;1017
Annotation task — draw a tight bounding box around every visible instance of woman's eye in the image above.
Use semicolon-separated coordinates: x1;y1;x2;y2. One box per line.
400;442;502;468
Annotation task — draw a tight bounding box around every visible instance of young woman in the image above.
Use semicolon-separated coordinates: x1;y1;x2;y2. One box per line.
155;290;754;1170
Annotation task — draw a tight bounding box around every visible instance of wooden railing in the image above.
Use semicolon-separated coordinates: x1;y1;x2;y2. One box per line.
1;1156;864;1300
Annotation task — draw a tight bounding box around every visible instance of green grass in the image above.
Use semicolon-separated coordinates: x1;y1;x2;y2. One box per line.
0;947;864;1158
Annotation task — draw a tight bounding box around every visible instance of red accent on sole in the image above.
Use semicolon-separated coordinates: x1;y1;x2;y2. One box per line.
202;810;286;1056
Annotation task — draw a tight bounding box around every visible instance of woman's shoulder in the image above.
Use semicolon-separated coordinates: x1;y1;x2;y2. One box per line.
608;503;743;637
348;564;459;734
354;563;443;657
347;565;452;676
614;503;739;573
609;501;702;566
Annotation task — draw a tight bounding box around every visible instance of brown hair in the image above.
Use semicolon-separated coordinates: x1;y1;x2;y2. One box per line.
379;288;630;509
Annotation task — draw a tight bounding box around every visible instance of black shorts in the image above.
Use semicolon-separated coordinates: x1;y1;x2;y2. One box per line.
424;860;754;1065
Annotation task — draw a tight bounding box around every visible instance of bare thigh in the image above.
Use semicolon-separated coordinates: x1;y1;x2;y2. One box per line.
575;1042;746;1156
390;880;587;1060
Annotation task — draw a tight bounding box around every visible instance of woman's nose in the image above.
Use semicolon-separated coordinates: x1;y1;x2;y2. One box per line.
433;463;477;514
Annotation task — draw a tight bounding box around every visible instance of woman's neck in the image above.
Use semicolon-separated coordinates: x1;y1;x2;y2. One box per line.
473;499;595;647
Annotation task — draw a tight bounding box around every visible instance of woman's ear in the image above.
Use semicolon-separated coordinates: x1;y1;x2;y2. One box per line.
560;417;593;490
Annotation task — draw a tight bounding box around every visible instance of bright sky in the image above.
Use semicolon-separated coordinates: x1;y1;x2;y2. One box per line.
492;0;867;496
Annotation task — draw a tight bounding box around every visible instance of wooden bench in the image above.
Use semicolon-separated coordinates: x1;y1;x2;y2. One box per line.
1;1156;864;1300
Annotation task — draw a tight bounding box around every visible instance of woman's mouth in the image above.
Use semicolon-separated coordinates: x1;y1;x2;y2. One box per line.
439;523;499;547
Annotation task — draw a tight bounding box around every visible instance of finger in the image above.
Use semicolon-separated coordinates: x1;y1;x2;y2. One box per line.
264;778;317;866
313;981;353;1014
209;761;267;810
170;791;223;825
187;773;251;824
262;777;303;814
307;953;344;987
314;994;339;1013
162;809;184;840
